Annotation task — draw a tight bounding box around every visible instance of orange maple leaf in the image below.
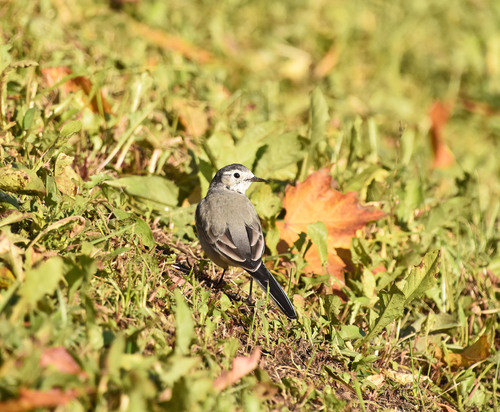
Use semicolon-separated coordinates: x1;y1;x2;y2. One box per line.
276;168;385;288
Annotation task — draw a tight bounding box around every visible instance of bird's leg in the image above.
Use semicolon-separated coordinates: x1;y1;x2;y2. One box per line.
216;269;226;286
247;278;254;302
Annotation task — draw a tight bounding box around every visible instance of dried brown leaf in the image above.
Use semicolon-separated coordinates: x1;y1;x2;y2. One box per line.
429;101;454;168
0;388;78;412
40;347;84;376
314;43;341;78
213;347;261;391
173;100;209;138
41;67;112;115
434;336;490;368
130;21;212;63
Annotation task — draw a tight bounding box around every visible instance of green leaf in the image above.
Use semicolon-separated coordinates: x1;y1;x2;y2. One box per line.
219;293;232;312
206;122;281;169
169;204;196;239
396;178;424;222
301;87;329;178
301;274;330;287
114;209;132;220
134;218;155;248
339;325;364;340
251;184;281;219
197;157;213;197
265;225;281;256
163;355;199;385
307;221;328;267
242;391;261;412
60;120;82;138
357;284;405;346
65;255;97;298
309;88;329;148
22;107;37;130
105;176;179;207
0;163;46;196
107;334;126;380
400;127;415;165
401;250;440;306
237;121;279;146
324;294;342;319
19;257;64;306
174;289;194;355
343;165;389;194
254;132;304;180
83;173;113;189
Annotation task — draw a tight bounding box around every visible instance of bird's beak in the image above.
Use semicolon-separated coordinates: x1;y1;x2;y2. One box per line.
249;176;267;183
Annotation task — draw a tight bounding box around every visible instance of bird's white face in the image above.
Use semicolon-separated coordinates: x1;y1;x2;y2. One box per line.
220;168;258;194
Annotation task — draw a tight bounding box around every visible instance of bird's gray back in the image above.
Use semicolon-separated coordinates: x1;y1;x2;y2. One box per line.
196;187;264;270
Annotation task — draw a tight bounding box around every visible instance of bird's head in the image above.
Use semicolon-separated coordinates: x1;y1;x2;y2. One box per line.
210;164;267;194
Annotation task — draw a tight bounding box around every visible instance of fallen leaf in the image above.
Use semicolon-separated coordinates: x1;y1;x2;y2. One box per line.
292;294;305;310
275;44;311;82
40;347;84;376
384;369;431;385
41;67;112;115
314;43;341;78
305;249;347;286
435;335;490;368
276;168;385;288
429;101;454;168
461;98;500;116
0;388;78;412
172;100;209;138
72;76;113;115
0;265;16;289
130;20;212;63
213;347;261;391
365;373;385;388
167;269;188;291
54;153;81;196
437;402;458;412
40;67;75;92
0;232;24;281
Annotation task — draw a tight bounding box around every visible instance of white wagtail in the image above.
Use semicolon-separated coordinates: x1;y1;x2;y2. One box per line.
195;164;297;319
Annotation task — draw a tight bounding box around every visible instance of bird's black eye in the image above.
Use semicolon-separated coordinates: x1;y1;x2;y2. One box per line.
234;172;240;178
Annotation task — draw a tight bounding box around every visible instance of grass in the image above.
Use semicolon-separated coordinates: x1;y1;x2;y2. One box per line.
1;0;499;410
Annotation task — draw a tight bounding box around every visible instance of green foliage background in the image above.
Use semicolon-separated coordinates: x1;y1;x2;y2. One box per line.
1;0;499;410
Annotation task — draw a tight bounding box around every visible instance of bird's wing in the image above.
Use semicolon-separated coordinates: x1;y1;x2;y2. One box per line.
213;220;264;272
199;191;265;272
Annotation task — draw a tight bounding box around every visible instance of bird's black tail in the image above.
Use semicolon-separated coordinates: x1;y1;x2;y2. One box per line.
250;265;297;319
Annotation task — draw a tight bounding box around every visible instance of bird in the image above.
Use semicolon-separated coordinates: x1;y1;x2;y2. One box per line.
195;163;297;319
